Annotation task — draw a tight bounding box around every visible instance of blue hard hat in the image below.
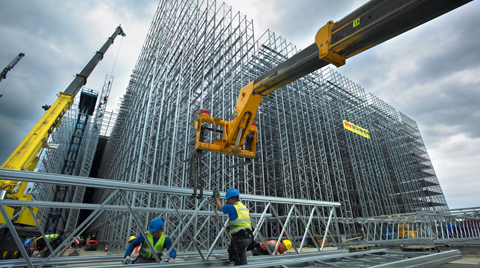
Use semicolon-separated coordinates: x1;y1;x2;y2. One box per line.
148;218;164;232
225;188;240;200
24;238;33;248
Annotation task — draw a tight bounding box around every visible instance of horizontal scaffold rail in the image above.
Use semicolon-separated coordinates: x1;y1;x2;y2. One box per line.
0;169;340;207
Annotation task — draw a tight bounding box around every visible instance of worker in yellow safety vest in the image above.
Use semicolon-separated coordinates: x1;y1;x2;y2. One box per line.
29;234;63;258
214;188;253;265
123;218;176;264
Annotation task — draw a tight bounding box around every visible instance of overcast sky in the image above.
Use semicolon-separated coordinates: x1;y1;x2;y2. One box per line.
0;0;478;209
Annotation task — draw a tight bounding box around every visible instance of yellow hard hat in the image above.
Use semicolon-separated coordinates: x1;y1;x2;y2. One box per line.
128;236;136;243
282;239;292;250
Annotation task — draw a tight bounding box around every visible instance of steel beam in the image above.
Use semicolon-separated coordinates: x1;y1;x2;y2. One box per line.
0;169;340;207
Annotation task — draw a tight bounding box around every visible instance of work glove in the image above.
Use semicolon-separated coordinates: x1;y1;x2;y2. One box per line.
123;256;131;264
166;258;175;263
213;190;220;199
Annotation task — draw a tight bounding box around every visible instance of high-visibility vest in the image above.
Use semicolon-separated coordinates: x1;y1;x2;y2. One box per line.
139;232;166;259
229;201;252;235
35;234;59;243
261;240;285;254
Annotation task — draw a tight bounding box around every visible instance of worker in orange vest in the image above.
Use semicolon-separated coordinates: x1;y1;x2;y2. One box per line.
252;239;292;255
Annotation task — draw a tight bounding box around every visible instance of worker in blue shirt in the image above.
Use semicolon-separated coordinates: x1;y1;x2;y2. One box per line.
123;218;176;264
214;188;253;265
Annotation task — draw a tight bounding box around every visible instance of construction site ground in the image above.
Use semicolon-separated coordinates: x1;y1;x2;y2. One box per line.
45;245;480;267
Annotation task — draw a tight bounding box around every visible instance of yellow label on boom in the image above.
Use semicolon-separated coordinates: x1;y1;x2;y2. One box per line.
353;18;360;28
343;120;370;139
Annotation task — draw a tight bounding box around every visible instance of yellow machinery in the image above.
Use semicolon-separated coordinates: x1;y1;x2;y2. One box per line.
396;223;418;239
0;26;126;228
194;0;472;158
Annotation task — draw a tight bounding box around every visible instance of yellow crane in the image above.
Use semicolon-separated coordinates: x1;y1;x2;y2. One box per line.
0;26;125;229
194;0;472;158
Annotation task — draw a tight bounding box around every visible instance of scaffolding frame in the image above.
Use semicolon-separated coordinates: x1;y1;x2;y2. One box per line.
0;168;340;267
30;74;114;235
359;207;480;244
2;169;473;267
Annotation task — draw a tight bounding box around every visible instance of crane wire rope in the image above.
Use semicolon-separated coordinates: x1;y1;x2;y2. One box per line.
110;35;124;76
0;71;14;99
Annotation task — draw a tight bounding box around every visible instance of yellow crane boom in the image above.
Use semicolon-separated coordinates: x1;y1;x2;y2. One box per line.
0;26;125;227
194;0;472;158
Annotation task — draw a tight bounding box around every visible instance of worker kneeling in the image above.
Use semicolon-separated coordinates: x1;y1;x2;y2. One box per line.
28;234;64;258
123;218;176;264
214;188;253;265
252;239;292;255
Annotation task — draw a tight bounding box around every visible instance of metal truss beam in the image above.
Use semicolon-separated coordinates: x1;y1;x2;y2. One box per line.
0;169;341;267
0;169;340;207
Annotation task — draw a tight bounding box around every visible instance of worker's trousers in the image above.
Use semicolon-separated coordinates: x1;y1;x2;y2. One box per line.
228;230;253;265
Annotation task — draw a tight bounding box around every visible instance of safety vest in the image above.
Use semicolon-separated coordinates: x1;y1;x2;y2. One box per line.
261;240;285;254
139;232;166;259
229;201;252;235
35;234;59;243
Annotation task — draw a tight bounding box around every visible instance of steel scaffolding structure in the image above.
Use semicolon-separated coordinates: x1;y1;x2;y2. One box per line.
34;98;79;232
358;207;480;245
1;169;472;268
94;0;449;250
31;74;114;234
0;169;341;267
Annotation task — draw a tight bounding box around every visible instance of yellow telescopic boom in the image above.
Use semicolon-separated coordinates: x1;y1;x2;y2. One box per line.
194;0;472;158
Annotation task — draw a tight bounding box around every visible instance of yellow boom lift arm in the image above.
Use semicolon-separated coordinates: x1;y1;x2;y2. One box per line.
0;26;125;226
194;0;472;158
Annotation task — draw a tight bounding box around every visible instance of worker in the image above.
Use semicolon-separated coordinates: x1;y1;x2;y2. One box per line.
123;218;176;264
252;239;292;255
214;188;253;265
128;236;141;254
28;234;63;258
23;238;34;256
